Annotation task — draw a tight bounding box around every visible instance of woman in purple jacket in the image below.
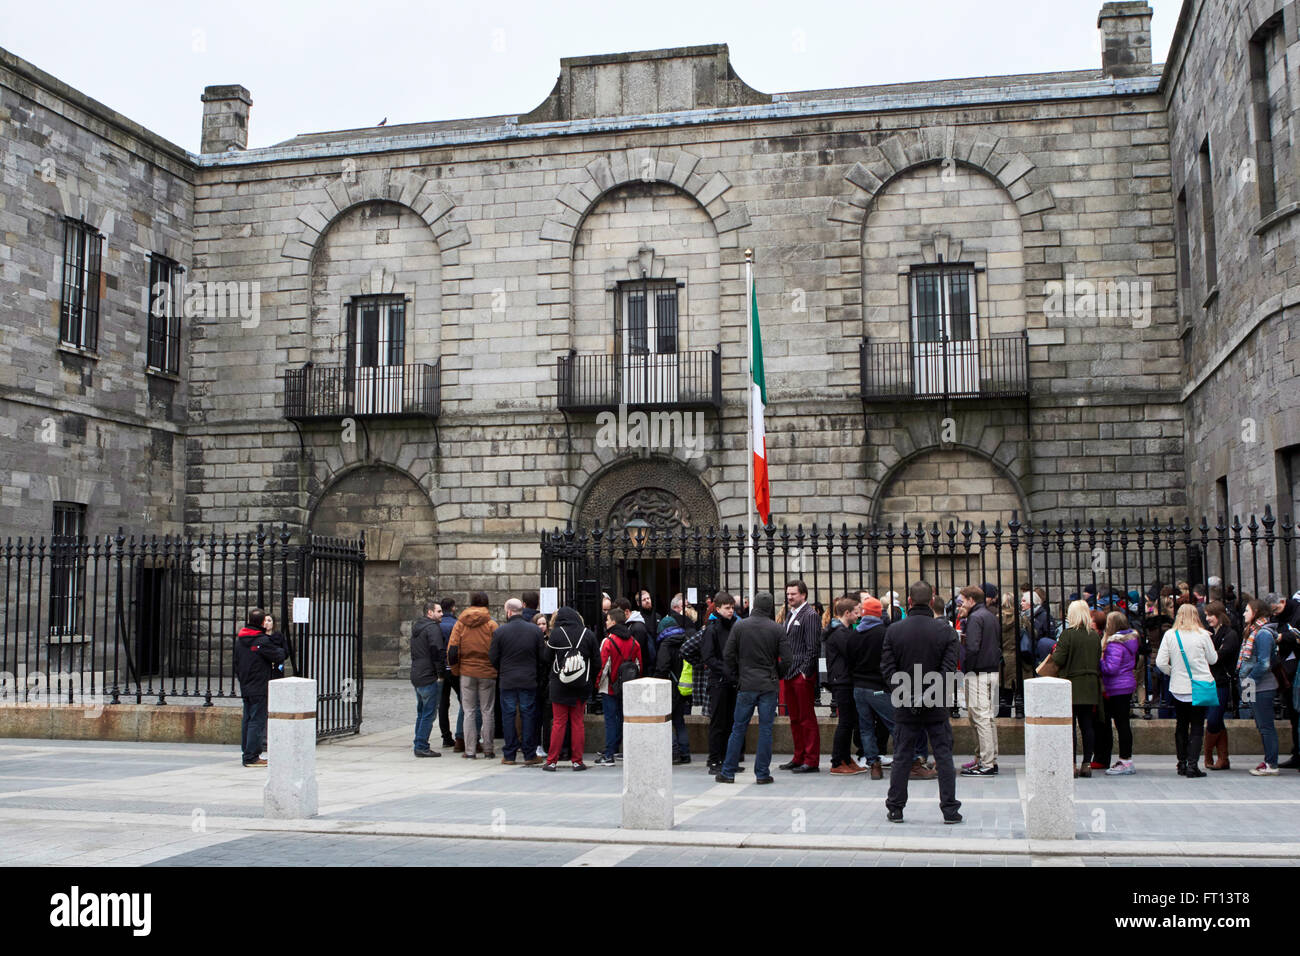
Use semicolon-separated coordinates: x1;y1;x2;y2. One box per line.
1097;611;1140;775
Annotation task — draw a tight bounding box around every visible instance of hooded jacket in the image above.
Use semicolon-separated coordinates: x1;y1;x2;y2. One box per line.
1098;631;1140;697
599;623;643;694
448;606;498;679
543;607;597;705
654;610;694;683
852;616;888;691
625;610;656;675
723;594;791;694
235;627;286;698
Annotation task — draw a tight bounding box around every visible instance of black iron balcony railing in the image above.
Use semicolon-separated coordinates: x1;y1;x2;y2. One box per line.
284;362;440;421
557;348;722;411
860;333;1029;401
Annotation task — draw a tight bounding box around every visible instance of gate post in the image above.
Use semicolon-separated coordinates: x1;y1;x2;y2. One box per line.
1023;676;1073;840
621;677;673;830
264;677;318;819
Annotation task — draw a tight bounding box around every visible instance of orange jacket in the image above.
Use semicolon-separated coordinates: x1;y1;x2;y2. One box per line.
448;606;498;679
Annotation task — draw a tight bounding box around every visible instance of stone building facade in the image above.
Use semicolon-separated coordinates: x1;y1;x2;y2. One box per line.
3;1;1286;676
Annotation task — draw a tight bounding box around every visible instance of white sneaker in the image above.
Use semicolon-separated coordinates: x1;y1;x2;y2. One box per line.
880;756;893;767
1250;763;1280;776
535;746;547;758
1104;759;1135;775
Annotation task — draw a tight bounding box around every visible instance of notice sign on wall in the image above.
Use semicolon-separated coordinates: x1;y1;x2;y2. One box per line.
292;597;311;624
687;588;698;604
539;587;558;614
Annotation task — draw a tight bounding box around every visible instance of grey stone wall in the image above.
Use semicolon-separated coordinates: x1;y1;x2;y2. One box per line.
1165;0;1300;539
0;49;193;541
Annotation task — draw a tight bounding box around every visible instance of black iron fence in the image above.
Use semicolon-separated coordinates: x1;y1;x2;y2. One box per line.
541;509;1298;719
557;348;723;411
284;362;440;421
860;334;1029;401
1;525;365;739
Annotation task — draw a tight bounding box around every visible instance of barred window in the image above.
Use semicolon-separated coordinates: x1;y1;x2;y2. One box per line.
909;265;976;343
615;279;679;356
59;219;104;351
146;254;184;374
50;502;87;635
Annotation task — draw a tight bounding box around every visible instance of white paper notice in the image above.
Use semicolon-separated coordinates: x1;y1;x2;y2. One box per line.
292;597;310;624
687;588;698;604
539;587;558;614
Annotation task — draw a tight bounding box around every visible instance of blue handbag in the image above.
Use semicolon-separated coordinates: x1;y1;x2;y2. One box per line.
1174;630;1219;707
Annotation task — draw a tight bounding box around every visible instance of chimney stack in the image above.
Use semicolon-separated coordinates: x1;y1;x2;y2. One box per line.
201;85;252;153
1098;2;1153;78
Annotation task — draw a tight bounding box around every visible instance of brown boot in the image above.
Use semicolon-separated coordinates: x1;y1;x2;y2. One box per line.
1203;731;1218;769
1078;761;1091;778
870;760;883;780
909;759;937;780
1213;729;1230;771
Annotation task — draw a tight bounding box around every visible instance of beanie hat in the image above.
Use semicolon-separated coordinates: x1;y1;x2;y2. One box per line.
861;596;883;618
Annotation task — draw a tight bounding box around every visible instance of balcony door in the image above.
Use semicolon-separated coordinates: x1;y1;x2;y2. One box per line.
619;281;679;405
909;266;978;396
347;296;405;415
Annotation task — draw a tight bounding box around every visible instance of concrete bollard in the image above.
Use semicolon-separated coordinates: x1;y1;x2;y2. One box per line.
264;677;318;819
621;677;673;830
1023;676;1074;840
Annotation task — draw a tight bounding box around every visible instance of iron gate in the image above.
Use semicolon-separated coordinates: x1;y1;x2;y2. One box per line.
1;525;366;740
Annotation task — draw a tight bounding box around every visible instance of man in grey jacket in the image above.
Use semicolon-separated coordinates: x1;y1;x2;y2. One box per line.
959;585;1001;775
715;593;792;784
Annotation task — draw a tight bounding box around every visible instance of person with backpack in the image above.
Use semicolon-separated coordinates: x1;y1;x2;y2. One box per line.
1155;602;1218;778
621;596;656;675
1238;597;1282;775
542;606;598;771
594;606;642;767
655;594;696;764
1096;610;1139;774
683;592;741;775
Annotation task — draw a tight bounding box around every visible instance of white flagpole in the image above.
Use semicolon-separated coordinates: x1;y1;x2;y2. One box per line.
745;248;755;611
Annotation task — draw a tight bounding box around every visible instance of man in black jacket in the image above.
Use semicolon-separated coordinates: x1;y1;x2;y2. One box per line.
490;598;545;765
881;581;962;824
715;592;792;784
235;608;286;767
520;590;548;758
437;597;462;750
959;585;1001;776
410;600;444;758
684;592;740;774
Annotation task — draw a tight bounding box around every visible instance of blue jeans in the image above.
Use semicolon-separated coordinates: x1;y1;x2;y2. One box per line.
1254;689;1278;766
721;690;777;779
500;688;537;760
241;695;267;764
601;693;622;759
853;687;896;763
413;681;439;752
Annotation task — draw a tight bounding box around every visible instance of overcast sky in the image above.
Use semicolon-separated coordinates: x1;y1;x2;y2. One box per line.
5;0;1184;153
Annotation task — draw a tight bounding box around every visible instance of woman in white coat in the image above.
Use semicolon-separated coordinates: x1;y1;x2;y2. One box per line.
1155;603;1219;778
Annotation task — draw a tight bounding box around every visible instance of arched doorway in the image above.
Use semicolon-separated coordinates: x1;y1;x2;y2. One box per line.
310;465;437;678
574;457;719;610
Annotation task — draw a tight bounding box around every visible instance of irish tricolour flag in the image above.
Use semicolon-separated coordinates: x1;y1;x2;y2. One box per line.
749;274;770;525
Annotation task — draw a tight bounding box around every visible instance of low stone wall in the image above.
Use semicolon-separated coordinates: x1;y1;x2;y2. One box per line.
0;703;241;744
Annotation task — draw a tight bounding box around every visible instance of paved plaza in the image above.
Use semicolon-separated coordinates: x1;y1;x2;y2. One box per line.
1;718;1297;866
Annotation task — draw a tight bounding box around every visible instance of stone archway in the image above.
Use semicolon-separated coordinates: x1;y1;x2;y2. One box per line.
309;464;438;679
574;457;720;609
575;456;719;531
